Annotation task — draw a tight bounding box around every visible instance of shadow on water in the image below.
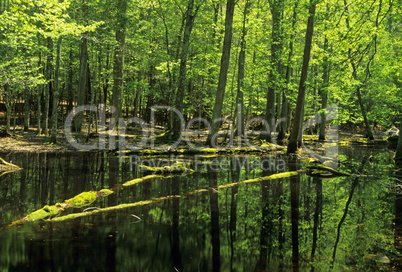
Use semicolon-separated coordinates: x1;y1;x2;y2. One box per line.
0;146;400;271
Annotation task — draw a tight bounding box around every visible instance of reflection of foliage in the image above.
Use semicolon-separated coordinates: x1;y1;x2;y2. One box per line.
0;148;399;270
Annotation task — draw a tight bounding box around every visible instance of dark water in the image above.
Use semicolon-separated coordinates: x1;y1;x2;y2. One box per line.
0;146;401;271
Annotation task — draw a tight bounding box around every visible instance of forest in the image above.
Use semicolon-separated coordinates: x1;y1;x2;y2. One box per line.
0;0;402;158
3;1;402;270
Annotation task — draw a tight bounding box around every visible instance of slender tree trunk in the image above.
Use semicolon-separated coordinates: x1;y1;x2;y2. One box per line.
172;0;197;139
4;83;11;134
356;85;374;139
319;35;329;141
23;88;30;132
51;37;62;143
37;89;42;134
263;0;285;142
66;47;73;114
344;0;376;141
278;3;298;142
87;62;94;140
44;37;53;136
235;0;251;139
103;47;110;105
287;0;317;154
74;33;88;132
111;0;128;130
206;0;236;147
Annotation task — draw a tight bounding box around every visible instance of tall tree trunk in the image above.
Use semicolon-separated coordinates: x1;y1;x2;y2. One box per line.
344;0;377;141
74;33;88;132
103;47;110;105
111;0;128;130
206;0;236;147
319;35;329;141
23;88;30;132
235;0;251;139
66;47;73;114
4;83;11;134
287;0;317;154
44;37;53;136
356;85;374;139
172;0;198;139
51;37;62;143
278;2;298;143
263;0;285;143
37;89;42;135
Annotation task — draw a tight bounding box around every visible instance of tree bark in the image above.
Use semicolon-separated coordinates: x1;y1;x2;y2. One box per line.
172;0;197;139
51;37;62;143
263;0;285;143
23;88;30;132
4;83;11;134
287;0;317;154
44;37;53;136
343;0;376;141
319;35;329;141
74;33;88;132
235;0;251;139
66;47;73;114
356;85;374;140
278;2;298;143
111;0;128;130
206;0;236;147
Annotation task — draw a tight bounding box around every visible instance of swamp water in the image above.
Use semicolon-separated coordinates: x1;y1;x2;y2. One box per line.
0;146;401;271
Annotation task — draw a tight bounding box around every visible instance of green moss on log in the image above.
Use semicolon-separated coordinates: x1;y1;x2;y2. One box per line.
64;189;113;207
65;191;98;206
99;189;114;196
26;204;63;221
0;157;22;172
49;170;304;222
50;196;180;222
122;175;162;187
139;161;193;174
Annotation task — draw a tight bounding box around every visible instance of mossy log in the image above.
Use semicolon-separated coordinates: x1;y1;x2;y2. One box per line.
4;189;114;228
0;157;22;172
138;161;194;174
305;158;349;178
122;174;163;187
49;170;304;222
4;172;190;229
64;189;113;208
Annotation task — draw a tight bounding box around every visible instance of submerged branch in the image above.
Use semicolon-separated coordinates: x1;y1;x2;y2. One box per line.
0;157;22;173
49;170;304;222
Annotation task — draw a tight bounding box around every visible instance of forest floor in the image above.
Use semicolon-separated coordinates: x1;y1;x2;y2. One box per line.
0;124;382;153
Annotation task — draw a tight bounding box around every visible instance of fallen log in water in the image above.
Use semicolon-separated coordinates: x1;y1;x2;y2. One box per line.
0;157;22;173
3;189;114;228
48;170;304;222
2;173;178;228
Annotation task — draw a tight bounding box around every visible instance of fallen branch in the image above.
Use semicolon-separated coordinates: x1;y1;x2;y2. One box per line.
0;157;22;172
307;165;349;177
3;189;113;228
48;170;304;222
2;174;181;229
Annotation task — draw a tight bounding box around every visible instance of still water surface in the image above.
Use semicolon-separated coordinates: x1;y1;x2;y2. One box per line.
0;146;401;271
